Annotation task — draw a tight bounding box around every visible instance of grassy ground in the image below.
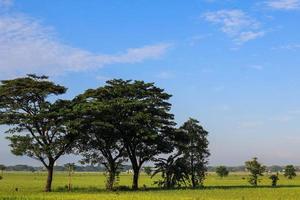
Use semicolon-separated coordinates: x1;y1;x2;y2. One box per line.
1;172;300;199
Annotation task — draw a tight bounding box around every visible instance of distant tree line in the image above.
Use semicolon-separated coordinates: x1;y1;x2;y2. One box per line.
0;75;209;192
1;164;297;173
0;164;132;172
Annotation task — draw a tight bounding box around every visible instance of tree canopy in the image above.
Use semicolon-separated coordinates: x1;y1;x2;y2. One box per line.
245;157;266;186
0;74;79;192
179;118;210;187
216;166;229;178
284;165;297;179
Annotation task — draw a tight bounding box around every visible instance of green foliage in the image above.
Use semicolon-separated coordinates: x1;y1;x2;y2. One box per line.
64;163;76;172
216;166;229;178
284;165;297;179
179;118;210;187
269;174;279;187
73;83;128;190
0;74;79;192
152;155;190;188
245;157;266;186
76;79;176;190
143;167;152;176
0;165;6;171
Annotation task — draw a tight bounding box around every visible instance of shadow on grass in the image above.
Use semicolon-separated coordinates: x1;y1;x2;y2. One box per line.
53;184;300;193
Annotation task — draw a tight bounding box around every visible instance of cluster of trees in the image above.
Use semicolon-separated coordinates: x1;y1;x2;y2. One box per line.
244;158;297;187
214;159;297;187
0;75;209;192
0;164;134;172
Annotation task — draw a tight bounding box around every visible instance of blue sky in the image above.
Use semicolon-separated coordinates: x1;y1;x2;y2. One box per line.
1;0;300;166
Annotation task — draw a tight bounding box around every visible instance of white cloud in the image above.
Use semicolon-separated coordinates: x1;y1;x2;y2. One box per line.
266;0;300;10
0;0;13;8
0;13;171;78
202;9;265;44
237;31;265;43
273;44;300;50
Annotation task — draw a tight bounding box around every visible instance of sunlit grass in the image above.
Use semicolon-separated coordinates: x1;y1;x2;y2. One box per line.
1;172;300;199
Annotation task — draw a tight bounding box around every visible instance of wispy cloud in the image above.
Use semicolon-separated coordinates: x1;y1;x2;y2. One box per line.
202;9;265;44
0;11;171;78
272;44;300;50
265;0;300;10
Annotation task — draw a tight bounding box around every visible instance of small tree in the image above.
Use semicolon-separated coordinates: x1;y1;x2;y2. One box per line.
0;165;6;177
269;174;279;187
284;165;296;179
152;155;190;188
180;118;210;188
64;163;75;191
216;166;229;178
144;166;152;176
245;157;265;186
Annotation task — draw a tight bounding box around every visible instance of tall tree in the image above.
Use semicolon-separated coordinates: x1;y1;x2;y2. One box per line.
284;165;297;179
0;74;78;192
79;79;175;190
180;118;210;188
73;93;126;190
245;157;265;186
78;101;125;190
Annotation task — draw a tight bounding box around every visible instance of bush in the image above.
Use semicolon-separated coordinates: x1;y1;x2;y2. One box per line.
269;174;279;187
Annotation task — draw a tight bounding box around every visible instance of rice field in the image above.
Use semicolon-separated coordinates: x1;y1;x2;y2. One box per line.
1;172;300;200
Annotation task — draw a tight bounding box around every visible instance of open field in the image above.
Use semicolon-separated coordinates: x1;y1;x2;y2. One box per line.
1;172;300;200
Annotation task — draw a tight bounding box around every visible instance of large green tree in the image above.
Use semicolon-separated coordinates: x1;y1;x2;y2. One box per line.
180;118;210;188
73;92;126;190
79;79;175;190
0;75;78;192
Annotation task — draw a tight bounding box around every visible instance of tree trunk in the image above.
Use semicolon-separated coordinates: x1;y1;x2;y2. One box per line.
132;168;139;190
106;169;116;190
68;168;72;191
45;164;54;192
191;154;197;188
191;173;196;188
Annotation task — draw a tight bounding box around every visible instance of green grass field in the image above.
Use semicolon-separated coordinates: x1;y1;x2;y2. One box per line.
1;172;300;200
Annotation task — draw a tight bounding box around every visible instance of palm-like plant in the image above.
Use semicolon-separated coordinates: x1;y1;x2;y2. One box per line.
152;154;190;188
